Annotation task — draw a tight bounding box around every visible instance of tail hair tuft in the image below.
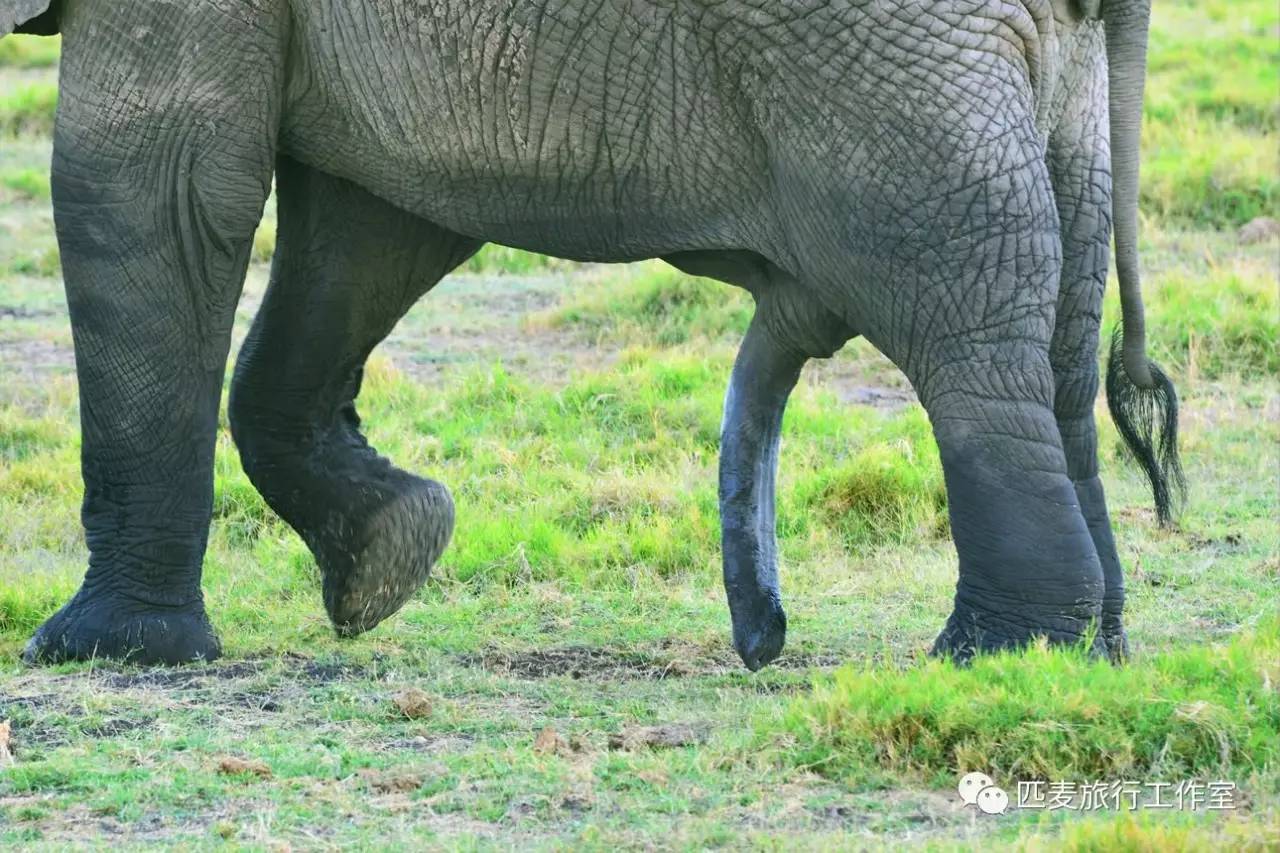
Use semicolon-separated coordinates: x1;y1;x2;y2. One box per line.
1105;327;1186;526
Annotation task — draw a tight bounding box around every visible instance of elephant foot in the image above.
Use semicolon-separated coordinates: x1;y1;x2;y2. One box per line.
730;593;787;672
1101;611;1130;663
928;594;1103;665
314;474;455;637
24;588;221;665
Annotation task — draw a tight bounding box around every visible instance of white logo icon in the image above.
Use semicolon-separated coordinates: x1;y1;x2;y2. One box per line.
958;771;994;806
977;784;1010;814
958;771;1009;814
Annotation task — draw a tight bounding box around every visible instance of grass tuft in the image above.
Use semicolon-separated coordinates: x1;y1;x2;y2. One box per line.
462;244;575;275
0;82;56;137
775;620;1280;786
542;264;752;346
0;168;50;201
798;435;947;546
0;35;60;70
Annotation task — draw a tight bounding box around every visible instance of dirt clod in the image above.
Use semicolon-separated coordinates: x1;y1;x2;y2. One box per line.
0;719;13;766
608;723;706;751
533;725;573;756
1238;216;1280;244
216;756;272;779
358;769;424;793
391;688;433;719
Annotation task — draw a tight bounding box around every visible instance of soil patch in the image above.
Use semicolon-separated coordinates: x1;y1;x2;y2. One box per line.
460;644;843;681
92;656;362;691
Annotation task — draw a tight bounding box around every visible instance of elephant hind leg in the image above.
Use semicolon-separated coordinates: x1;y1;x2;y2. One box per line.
877;156;1103;662
1049;126;1130;660
229;156;480;636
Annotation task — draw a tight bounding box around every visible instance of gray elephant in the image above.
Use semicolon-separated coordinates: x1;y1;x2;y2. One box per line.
7;0;1180;669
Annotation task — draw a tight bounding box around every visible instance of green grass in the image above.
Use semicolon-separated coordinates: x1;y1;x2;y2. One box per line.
1142;117;1278;229
775;621;1279;786
0;35;58;69
0;168;49;201
0;349;945;625
793;411;948;547
540;265;753;346
463;243;576;275
1;274;1276;844
1146;1;1278;129
0;82;56;137
1010;811;1280;852
4;245;59;278
1140;0;1279;228
1103;230;1279;379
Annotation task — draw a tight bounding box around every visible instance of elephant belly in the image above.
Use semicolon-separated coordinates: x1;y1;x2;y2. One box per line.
279;0;778;262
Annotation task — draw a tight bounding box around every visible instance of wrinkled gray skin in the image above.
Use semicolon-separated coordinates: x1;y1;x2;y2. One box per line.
9;0;1167;668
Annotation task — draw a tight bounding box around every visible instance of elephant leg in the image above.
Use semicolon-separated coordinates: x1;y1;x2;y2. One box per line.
897;162;1105;662
720;288;850;670
24;2;287;664
229;156;481;636
924;343;1106;662
1049;37;1129;660
1053;290;1128;665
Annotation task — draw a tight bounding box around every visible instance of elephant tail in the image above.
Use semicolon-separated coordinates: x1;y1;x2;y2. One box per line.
1102;0;1184;526
1106;329;1184;526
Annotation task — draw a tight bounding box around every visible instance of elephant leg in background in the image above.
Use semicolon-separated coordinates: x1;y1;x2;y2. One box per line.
229;156;481;636
720;290;850;670
1049;47;1129;661
903;159;1106;662
23;2;287;664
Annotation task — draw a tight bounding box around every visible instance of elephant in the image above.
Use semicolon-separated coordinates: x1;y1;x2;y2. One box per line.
7;0;1182;669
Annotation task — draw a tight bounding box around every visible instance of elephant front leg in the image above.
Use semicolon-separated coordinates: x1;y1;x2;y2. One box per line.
23;2;285;664
230;156;481;637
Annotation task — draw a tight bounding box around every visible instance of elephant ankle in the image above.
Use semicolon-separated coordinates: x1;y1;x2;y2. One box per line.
24;587;220;665
1100;604;1129;663
930;588;1103;663
231;388;451;636
79;569;205;611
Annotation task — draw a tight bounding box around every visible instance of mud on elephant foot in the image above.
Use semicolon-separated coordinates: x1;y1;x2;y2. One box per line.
310;472;455;637
23;588;221;665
